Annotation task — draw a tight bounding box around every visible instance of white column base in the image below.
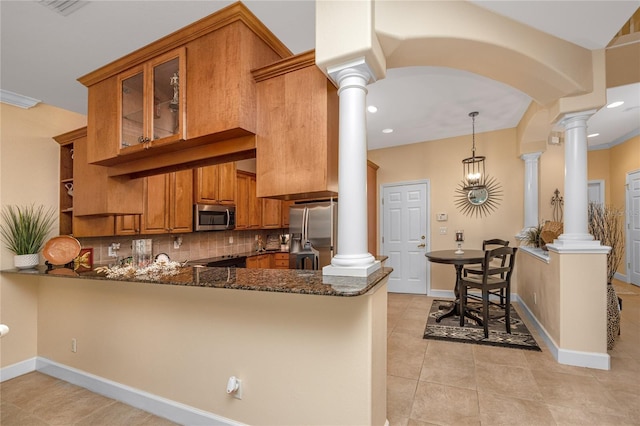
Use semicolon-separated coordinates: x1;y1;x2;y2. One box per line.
547;238;609;253
323;260;381;277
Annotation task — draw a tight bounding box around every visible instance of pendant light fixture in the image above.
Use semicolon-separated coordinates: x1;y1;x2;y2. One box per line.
462;111;486;190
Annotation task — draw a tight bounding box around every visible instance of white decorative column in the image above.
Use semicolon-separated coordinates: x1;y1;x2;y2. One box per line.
517;152;542;239
323;58;380;277
547;110;601;249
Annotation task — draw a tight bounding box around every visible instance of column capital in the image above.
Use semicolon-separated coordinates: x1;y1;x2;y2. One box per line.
327;57;377;88
557;109;597;129
520;152;542;162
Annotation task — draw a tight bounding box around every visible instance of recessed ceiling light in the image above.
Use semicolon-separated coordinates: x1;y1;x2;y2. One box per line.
367;105;378;113
382;128;394;134
588;133;600;138
606;101;624;109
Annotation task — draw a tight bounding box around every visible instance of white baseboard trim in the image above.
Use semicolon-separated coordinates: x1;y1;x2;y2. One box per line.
0;357;37;382
557;348;611;370
516;300;610;370
614;271;627;282
35;357;246;426
427;289;454;299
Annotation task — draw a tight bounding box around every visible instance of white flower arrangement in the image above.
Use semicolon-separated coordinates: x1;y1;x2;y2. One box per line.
95;260;183;281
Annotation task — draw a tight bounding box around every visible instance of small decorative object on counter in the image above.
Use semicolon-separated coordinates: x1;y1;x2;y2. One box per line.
455;230;464;254
132;239;153;269
256;235;265;252
74;248;93;272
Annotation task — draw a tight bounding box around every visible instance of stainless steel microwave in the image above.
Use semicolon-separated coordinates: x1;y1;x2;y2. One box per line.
194;204;235;231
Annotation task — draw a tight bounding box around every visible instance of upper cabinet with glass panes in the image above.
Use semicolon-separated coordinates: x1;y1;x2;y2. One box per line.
118;49;185;156
78;3;291;170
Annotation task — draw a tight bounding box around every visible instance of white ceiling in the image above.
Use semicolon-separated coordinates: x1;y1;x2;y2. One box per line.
1;0;638;151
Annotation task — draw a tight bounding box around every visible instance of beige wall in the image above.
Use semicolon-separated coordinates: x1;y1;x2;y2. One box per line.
588;149;612;204
368;128;524;292
558;252;608;352
518;251;561;343
1;103;85;368
35;275;387;425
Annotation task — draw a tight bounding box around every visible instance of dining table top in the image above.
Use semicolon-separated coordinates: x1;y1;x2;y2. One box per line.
425;249;485;265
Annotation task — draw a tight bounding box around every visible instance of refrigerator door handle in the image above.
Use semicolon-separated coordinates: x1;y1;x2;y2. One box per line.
302;207;309;243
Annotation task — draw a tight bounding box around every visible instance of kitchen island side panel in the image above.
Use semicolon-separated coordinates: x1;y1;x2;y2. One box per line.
35;276;388;425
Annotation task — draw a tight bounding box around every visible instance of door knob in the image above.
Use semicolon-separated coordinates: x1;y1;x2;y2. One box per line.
417;243;426;248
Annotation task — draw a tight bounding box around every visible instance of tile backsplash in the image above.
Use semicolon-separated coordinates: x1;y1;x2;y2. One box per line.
78;229;283;266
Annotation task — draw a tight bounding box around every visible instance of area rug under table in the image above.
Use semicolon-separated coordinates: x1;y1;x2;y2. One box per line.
423;299;541;351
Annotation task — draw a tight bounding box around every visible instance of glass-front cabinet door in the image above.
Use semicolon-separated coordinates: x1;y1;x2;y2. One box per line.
120;66;145;152
118;47;185;156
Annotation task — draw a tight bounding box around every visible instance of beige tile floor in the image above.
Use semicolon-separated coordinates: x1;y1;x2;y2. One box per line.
387;279;640;426
1;280;638;425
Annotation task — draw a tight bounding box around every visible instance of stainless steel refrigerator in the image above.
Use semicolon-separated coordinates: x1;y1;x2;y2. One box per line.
289;200;337;270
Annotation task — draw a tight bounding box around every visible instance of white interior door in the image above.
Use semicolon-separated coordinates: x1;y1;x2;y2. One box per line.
627;170;640;286
382;181;429;294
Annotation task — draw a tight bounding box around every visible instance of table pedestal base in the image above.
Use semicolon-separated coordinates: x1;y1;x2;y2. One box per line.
434;264;483;325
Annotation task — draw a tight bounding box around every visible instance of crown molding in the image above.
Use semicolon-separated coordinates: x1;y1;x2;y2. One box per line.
0;90;41;109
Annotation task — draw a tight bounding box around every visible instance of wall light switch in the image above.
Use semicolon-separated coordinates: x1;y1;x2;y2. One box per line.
436;213;448;221
439;227;447;235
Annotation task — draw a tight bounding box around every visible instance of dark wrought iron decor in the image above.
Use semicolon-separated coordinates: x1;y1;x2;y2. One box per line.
551;188;563;222
454;175;503;218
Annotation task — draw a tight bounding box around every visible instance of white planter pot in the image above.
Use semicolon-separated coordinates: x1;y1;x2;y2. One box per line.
14;253;39;269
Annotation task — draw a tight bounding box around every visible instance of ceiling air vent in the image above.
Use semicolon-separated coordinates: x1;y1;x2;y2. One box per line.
38;0;88;17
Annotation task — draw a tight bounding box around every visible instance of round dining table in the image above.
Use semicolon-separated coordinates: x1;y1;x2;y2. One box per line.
425;249;485;323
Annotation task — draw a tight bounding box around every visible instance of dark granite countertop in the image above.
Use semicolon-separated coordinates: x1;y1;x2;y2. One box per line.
3;265;392;297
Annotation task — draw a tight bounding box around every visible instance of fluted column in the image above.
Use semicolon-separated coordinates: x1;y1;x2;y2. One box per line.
548;110;601;250
518;152;542;239
323;58;380;277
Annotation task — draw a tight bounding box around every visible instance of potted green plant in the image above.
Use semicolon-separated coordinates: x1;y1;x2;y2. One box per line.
0;204;56;269
588;202;624;350
522;223;543;248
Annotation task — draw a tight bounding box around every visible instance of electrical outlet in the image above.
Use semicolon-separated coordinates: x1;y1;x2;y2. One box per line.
71;338;77;353
534;293;537;305
229;236;233;244
232;378;243;400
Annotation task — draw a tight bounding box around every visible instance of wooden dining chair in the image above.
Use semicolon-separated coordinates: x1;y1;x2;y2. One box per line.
463;238;510;306
460;246;517;338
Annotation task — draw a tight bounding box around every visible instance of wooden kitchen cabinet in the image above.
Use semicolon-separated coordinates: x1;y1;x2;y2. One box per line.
253;50;338;200
236;171;260;229
54;130;75;235
367;160;379;256
79;3;289;172
141;170;193;234
53;128;139;237
118;49;186;156
247;254;271;269
115;215;141;235
194;162;236;204
272;252;289;269
260;198;281;229
281;200;294;228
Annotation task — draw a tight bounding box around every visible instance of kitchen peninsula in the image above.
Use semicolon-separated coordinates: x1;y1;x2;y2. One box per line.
2;265;390;425
1;3;389;424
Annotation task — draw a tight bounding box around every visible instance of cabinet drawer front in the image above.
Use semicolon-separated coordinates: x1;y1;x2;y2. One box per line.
274;253;288;261
273;259;289;268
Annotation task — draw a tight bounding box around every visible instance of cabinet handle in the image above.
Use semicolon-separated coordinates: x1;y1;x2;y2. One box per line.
138;136;144;143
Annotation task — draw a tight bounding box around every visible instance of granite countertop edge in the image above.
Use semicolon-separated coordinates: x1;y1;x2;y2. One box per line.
2;265;392;297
